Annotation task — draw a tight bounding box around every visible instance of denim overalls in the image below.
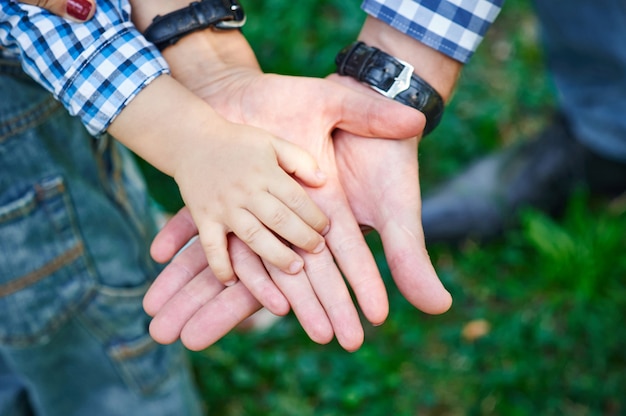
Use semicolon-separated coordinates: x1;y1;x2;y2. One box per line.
0;58;202;415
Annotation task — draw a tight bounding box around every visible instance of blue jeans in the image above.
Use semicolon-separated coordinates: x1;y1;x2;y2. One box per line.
535;0;626;161
0;59;203;415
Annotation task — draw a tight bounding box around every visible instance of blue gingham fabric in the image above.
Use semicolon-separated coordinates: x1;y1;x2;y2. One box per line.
361;0;504;63
0;0;169;136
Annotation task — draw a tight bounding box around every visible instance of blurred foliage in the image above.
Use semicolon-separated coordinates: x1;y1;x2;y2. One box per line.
136;0;626;414
243;0;363;77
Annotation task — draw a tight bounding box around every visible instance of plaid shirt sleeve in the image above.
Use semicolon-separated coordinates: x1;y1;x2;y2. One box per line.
361;0;504;63
0;0;169;136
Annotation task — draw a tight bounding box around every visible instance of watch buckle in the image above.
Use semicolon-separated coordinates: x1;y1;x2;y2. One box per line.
372;59;414;99
216;0;246;29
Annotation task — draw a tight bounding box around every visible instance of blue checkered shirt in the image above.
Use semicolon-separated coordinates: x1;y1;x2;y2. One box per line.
362;0;503;63
0;0;169;136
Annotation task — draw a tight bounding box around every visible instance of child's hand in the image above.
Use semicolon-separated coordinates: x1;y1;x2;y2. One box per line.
173;123;329;286
109;76;328;287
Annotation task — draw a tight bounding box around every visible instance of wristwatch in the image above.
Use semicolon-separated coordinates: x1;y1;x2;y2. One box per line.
335;41;444;136
144;0;246;51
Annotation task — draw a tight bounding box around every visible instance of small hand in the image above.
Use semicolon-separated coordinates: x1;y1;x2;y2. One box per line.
174;125;329;285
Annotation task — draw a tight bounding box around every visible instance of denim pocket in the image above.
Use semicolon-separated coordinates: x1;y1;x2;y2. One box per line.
79;281;184;396
0;175;95;346
108;329;185;395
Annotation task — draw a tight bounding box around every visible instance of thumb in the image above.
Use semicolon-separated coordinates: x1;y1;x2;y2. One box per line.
327;73;427;140
271;137;327;188
380;220;452;315
19;0;96;22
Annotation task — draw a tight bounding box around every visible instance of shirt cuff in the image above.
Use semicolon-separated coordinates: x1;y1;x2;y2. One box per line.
361;0;503;64
57;23;169;136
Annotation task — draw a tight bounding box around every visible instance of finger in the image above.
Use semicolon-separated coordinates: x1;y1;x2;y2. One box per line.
180;283;262;351
271;137;327;187
337;135;452;314
309;186;390;326
261;261;335;346
148;236;288;346
327;74;426;139
229;208;305;275
144;238;207;317
297;248;364;351
149;207;290;313
19;0;96;22
196;221;237;285
149;266;225;344
266;175;329;236
150;207;198;264
229;237;290;316
252;189;326;253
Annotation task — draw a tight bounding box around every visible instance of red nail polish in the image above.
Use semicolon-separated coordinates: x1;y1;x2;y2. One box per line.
67;0;92;21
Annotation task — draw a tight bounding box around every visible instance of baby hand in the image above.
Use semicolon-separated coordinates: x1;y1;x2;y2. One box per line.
175;124;329;286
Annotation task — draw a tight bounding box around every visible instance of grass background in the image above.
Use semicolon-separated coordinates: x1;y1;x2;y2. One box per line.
141;0;626;414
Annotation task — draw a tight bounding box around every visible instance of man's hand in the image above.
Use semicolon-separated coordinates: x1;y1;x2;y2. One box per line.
144;28;452;351
330;76;450;313
146;74;452;352
146;71;432;351
201;72;435;319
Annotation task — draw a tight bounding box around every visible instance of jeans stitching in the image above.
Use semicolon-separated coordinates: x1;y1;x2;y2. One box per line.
0;98;63;143
0;242;84;298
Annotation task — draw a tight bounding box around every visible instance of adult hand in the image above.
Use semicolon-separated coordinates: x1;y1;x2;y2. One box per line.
329;74;450;313
146;71;429;351
330;16;462;311
145;29;451;352
146;76;451;352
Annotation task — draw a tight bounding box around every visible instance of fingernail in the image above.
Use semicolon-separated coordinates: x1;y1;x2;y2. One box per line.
321;224;330;235
224;278;237;287
67;0;92;21
313;240;326;253
288;260;303;274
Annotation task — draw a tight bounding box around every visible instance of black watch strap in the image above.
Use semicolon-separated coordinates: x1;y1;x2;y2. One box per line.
335;41;444;136
144;0;245;51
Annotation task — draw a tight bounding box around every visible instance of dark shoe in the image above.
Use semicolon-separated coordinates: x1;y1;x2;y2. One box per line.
421;115;626;244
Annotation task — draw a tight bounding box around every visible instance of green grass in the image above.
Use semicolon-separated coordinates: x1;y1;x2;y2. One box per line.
140;0;626;414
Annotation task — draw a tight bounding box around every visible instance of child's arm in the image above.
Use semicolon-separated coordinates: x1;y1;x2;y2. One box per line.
2;0;334;331
108;74;329;285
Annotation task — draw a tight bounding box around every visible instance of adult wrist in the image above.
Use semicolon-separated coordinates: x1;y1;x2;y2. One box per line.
335;40;444;135
357;16;462;103
130;0;259;97
162;29;259;96
142;0;245;51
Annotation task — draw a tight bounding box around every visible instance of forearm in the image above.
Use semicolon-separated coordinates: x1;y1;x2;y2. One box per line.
107;74;224;177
